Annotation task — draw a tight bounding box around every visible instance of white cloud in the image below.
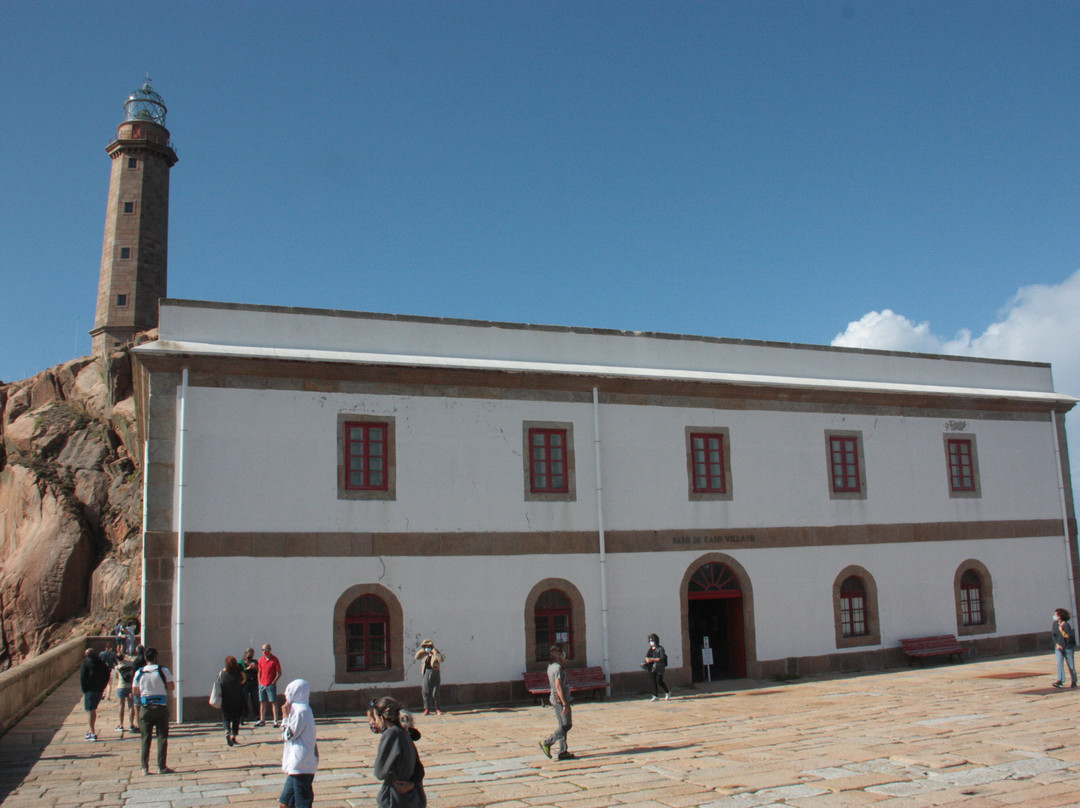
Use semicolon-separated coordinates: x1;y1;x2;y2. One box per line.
833;268;1080;511
832;309;943;354
832;269;1080;397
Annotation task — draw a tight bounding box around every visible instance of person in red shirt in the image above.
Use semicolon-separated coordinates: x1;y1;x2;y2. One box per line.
255;643;283;727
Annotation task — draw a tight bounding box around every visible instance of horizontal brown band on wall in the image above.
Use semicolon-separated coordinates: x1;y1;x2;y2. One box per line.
131;353;1065;418
145;519;1066;559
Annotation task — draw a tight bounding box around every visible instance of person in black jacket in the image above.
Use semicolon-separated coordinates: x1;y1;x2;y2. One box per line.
644;634;670;701
80;649;111;741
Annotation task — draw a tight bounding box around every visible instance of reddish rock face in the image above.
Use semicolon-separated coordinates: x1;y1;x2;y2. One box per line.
0;353;143;669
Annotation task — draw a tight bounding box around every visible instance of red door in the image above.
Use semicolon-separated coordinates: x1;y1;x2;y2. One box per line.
688;563;746;680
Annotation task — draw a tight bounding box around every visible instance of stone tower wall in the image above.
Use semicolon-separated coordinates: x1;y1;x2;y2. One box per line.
91;119;176;356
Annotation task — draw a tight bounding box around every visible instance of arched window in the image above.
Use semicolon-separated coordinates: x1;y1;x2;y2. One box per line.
954;561;995;635
534;589;573;661
833;566;880;649
960;569;983;626
840;576;868;637
688;562;742;597
345;594;390;672
333;584;404;684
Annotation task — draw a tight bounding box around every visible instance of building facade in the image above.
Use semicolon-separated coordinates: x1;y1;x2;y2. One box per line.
132;299;1078;719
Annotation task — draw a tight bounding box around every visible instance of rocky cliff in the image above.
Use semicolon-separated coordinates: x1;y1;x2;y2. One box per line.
0;350;144;669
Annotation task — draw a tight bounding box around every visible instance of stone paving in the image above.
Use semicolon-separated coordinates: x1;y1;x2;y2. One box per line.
2;653;1080;807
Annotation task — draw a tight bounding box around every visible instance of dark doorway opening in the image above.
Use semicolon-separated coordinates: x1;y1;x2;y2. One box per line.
687;562;746;681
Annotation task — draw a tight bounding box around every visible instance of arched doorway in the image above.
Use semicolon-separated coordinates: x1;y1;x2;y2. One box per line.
687;561;746;680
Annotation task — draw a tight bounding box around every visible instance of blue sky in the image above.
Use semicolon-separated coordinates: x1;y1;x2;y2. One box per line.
3;4;1079;423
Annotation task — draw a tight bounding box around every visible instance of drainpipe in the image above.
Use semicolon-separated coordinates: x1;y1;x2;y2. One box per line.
175;368;189;722
140;438;149;648
1052;409;1077;619
592;388;611;687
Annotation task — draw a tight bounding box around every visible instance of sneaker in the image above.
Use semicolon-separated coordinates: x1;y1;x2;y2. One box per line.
273;721;280;728
557;751;576;760
254;720;265;727
649;695;658;701
142;768;150;776
87;733;97;742
665;692;671;700
436;709;443;715
130;725;139;732
1053;681;1064;688
158;767;175;775
539;740;552;759
115;726;124;732
423;709;430;716
84;731;92;740
226;735;234;747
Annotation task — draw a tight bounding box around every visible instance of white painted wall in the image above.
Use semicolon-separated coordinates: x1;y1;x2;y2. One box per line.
179;534;1070;698
176;386;1062;534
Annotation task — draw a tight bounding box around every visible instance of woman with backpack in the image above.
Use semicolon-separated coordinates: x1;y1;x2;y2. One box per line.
370;696;426;807
214;655;247;746
644;633;671;701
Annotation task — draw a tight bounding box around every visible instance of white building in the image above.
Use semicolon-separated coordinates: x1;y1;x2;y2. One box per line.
132;299;1078;719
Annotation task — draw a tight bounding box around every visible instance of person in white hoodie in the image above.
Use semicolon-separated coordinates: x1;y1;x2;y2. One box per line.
278;679;318;808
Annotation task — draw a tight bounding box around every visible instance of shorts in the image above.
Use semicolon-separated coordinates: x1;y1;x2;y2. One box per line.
279;773;314;808
83;691;102;711
116;687;132;700
259;683;278;702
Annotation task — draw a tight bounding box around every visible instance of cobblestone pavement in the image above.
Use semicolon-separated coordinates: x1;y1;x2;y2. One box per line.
2;653;1080;807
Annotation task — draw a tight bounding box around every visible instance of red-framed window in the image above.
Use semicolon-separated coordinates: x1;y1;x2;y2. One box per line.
690;433;727;494
534;589;573;660
960;569;983;625
345;595;389;671
840;576;867;637
529;428;568;494
947;438;976;493
829;435;861;494
344;421;388;491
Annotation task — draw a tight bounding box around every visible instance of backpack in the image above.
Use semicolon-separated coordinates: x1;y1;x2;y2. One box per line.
90;657;111;691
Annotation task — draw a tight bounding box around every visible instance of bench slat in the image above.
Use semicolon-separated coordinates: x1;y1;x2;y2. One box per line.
900;634;964;665
523;666;611;699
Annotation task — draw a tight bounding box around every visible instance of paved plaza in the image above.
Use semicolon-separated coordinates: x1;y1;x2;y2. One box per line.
2;653;1079;807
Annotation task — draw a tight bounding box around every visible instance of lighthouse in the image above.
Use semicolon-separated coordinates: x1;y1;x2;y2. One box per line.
91;78;178;356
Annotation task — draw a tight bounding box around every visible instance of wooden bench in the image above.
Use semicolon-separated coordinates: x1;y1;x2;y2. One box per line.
900;634;965;666
523;666;612;703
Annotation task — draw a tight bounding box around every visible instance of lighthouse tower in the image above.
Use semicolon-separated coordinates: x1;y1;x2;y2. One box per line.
91;78;178;356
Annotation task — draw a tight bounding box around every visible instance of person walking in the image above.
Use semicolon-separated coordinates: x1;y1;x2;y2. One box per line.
538;644;575;761
130;644;146;728
644;633;671;701
133;646;175;775
371;696;426;807
278;679;319;808
256;643;283;727
413;639;445;715
215;655;247;746
114;650;137;734
79;648;111;742
100;643;117;702
1052;608;1077;688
